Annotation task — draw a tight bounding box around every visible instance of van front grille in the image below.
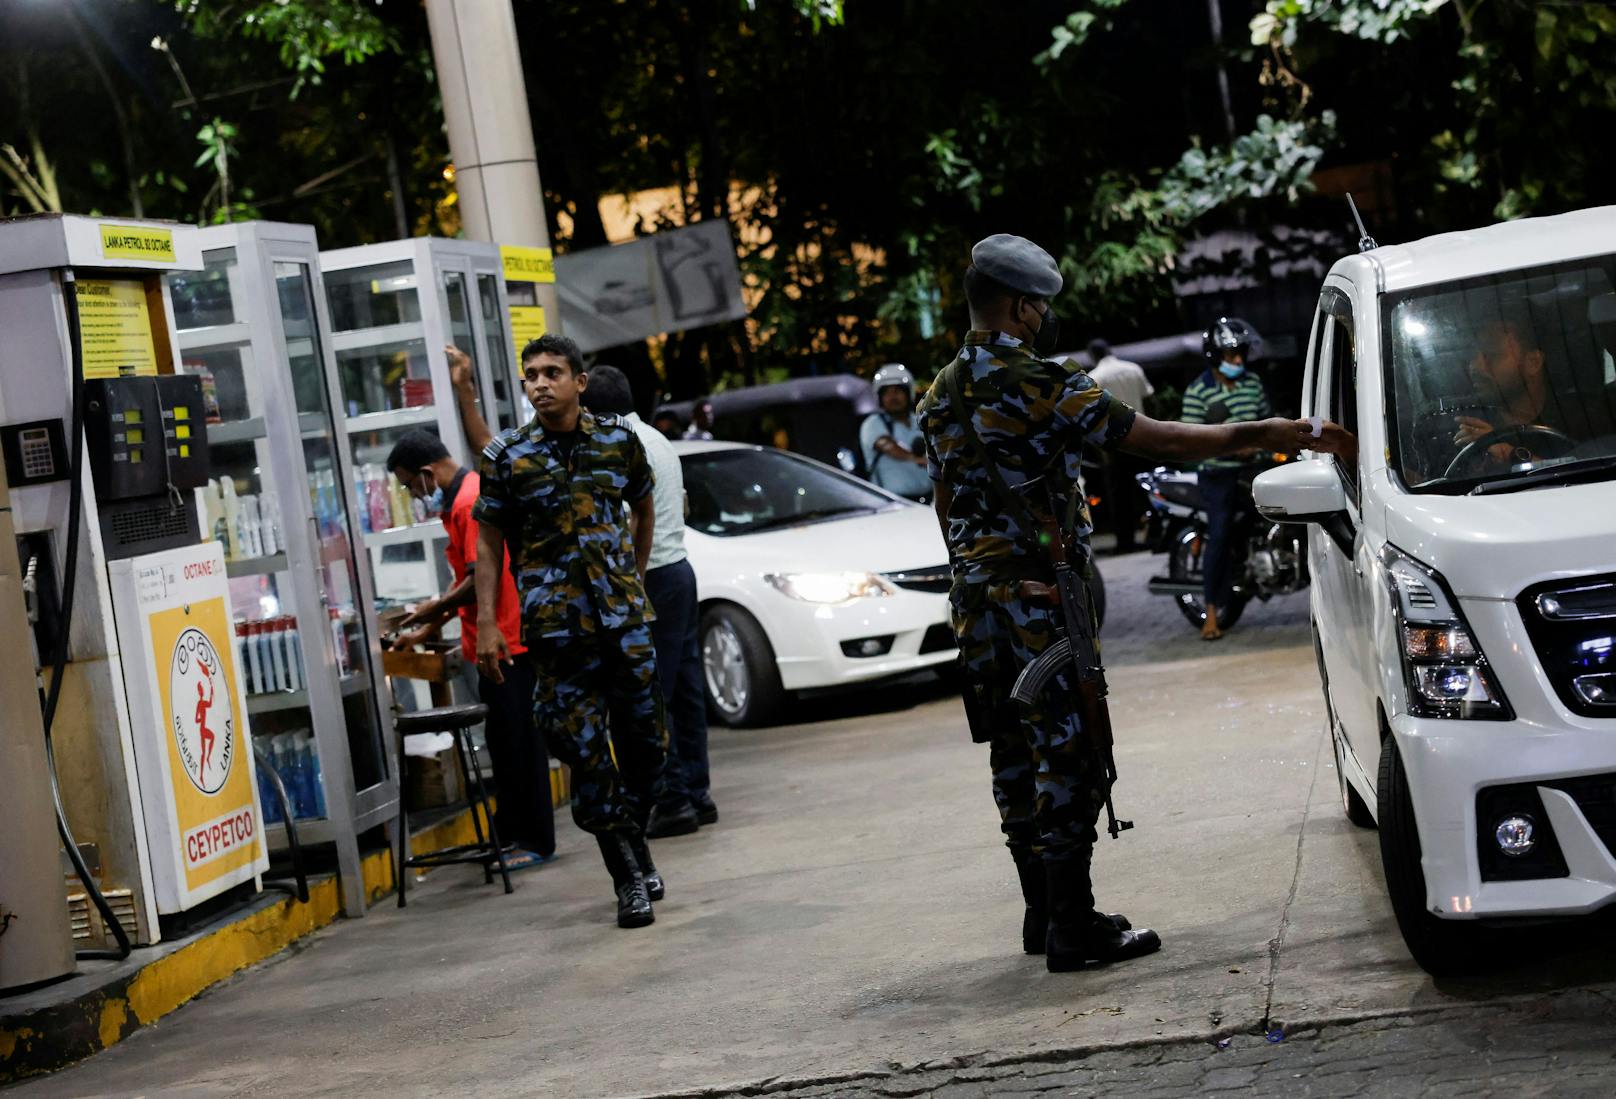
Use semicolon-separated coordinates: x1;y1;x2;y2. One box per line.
1518;574;1616;718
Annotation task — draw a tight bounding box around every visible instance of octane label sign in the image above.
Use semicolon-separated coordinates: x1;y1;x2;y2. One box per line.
100;224;176;263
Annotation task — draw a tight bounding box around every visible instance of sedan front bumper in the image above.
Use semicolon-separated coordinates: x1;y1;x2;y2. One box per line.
760;588;955;692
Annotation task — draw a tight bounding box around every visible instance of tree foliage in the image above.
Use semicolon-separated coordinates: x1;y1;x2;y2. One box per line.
2;0;1614;396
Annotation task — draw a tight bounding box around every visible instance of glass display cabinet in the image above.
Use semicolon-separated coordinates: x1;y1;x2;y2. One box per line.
317;239;523;617
170;221;400;916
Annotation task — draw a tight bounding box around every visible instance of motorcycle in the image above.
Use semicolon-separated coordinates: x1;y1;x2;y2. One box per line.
1135;460;1309;631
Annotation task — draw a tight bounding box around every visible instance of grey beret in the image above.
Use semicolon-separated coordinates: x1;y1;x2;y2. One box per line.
970;233;1062;298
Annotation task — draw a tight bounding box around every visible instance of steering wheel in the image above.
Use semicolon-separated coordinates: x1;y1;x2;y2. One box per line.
1443;423;1577;480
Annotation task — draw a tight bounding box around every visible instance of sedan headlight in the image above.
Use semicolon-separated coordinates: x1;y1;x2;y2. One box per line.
1382;544;1511;720
765;571;895;604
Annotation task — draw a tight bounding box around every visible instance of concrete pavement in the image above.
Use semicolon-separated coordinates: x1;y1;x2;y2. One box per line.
16;551;1616;1098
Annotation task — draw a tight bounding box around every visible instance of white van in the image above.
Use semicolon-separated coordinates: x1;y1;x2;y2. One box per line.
1254;207;1616;975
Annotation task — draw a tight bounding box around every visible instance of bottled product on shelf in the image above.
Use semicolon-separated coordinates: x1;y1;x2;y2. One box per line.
328;607;353;676
201;479;286;563
366;465;391;533
256;730;327;822
235;616;305;697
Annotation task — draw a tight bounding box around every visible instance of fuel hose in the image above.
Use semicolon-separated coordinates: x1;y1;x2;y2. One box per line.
42;269;132;961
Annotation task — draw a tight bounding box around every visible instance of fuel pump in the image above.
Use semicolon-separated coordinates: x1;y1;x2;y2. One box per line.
0;214;266;958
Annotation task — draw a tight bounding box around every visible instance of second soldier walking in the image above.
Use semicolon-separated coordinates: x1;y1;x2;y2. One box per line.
473;334;669;929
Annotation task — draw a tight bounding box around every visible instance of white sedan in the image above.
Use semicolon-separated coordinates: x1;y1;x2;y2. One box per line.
675;441;956;725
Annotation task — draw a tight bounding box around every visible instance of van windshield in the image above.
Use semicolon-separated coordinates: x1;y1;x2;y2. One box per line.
1384;256;1616;493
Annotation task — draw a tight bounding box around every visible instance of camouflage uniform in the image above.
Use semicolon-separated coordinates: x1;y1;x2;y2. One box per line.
918;331;1137;862
474;410;667;837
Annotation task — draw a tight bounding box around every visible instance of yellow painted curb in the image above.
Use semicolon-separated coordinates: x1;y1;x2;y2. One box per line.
2;798;508;1084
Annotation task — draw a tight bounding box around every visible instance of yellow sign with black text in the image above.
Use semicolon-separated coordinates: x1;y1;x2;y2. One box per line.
76;279;159;378
510;305;547;366
148;593;265;893
501;245;555;284
100;224;176;263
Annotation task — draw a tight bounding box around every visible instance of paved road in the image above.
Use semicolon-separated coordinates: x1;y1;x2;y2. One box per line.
19;551;1616;1098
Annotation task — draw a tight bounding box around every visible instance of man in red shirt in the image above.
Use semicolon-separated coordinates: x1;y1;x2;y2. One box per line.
389;430;555;866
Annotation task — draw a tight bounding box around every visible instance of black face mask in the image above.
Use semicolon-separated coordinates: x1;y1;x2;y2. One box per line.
1025;299;1062;358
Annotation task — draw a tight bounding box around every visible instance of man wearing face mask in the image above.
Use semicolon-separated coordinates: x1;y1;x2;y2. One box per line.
1179;318;1273;641
920;238;1327;974
387;429;557;870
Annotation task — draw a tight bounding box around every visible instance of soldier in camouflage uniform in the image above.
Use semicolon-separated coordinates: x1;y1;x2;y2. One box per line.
473;333;669;930
920;234;1329;972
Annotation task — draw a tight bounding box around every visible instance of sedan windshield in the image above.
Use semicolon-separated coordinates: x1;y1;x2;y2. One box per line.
1385;255;1616;493
681;448;898;536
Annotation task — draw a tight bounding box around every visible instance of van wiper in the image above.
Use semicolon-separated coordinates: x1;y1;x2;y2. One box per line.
1470;455;1616;496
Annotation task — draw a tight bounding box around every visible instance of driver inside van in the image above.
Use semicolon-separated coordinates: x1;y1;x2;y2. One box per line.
1453;318;1571;460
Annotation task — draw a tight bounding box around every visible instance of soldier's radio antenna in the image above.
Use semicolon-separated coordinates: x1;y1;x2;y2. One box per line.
1345;193;1379;253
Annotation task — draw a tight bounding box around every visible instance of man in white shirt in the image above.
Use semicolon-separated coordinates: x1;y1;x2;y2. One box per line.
584;367;716;839
1085;340;1154;553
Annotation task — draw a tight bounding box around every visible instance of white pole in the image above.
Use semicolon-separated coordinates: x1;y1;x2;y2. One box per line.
424;0;562;333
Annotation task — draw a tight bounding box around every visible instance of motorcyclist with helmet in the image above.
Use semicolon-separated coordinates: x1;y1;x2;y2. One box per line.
1180;318;1272;641
861;363;933;501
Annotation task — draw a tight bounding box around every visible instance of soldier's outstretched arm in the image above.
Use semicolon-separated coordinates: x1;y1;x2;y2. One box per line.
1116;413;1341;463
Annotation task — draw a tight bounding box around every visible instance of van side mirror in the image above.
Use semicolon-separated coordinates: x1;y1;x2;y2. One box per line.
1254;459;1348;523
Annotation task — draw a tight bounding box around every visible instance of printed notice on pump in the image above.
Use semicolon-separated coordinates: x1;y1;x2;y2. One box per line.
76;279;159;378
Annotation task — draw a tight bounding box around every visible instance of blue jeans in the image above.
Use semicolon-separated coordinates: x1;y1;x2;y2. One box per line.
1197;468;1248;609
645;558;711;810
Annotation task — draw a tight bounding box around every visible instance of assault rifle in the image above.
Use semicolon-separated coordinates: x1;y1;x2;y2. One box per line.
1008;476;1133;839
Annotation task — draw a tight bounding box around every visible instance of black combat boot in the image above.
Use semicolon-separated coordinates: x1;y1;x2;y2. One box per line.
645;803;700;838
627;830;665;902
596;834;655;928
1010;846;1047;955
1044;858;1159;972
1013;845;1129;954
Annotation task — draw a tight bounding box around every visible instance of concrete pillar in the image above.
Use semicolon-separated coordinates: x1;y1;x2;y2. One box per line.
0;464;75;991
424;0;561;333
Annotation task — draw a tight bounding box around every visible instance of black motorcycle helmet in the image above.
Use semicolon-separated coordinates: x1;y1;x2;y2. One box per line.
1201;317;1263;364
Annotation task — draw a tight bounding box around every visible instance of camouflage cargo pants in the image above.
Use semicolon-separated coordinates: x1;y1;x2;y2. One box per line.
950;579;1110;861
528;623;668;836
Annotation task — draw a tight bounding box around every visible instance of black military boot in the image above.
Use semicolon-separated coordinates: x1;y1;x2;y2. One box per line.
1009;846;1047;955
596;834;655;928
1013;845;1129;954
1044;858;1159;972
627;830;665;902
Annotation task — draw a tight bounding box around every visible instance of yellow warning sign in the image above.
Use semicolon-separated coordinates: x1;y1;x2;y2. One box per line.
76;280;159;378
100;224;176;263
510;304;547;366
147;594;265;893
501;245;555;284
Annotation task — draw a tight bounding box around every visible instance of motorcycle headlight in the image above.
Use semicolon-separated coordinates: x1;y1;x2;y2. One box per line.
1382;545;1512;720
766;571;895;605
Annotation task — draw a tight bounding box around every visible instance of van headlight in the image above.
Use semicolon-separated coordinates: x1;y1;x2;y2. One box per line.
1382;545;1512;720
766;571;895;604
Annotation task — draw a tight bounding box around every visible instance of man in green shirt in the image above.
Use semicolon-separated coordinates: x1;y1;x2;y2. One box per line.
1179;318;1272;641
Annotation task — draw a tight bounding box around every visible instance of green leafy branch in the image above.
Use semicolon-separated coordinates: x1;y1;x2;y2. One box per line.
173;0;400;96
1035;0;1131;69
